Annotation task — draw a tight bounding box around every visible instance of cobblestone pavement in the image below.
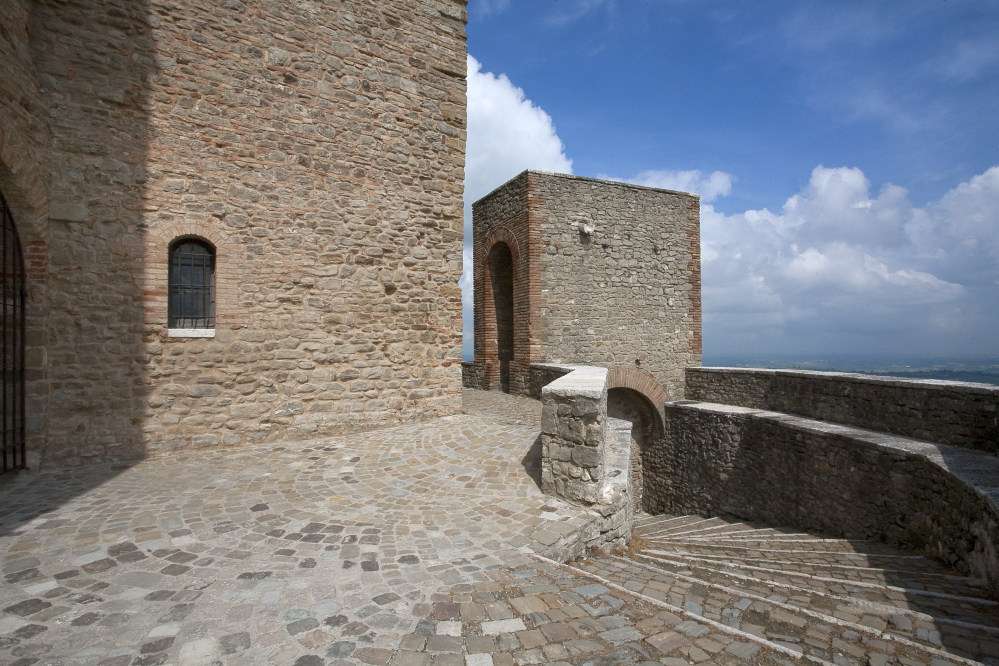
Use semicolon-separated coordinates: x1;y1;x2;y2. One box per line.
579;515;999;666
2;390;997;666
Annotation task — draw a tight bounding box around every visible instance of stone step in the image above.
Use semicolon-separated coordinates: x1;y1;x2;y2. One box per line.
586;552;997;666
636;514;718;534
643;540;951;564
604;515;999;666
641;550;993;603
645;550;986;593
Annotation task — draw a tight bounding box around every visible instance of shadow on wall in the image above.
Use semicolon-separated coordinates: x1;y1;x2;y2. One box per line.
0;0;160;471
37;0;157;470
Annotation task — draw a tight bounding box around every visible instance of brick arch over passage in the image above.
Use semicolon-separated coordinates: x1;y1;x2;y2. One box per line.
475;226;530;394
607;366;670;513
606;366;671;430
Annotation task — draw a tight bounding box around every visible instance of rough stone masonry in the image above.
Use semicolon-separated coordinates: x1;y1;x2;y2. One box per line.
0;0;469;468
470;171;701;401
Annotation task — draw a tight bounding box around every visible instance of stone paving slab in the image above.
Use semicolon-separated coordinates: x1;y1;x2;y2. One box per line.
4;389;994;666
0;390;599;666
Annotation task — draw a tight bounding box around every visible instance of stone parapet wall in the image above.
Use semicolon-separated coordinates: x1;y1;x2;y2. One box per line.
540;364;631;551
648;401;999;592
686;367;999;454
528;362;573;399
461;361;481;389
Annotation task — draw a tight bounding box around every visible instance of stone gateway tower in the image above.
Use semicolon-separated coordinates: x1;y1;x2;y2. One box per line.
0;0;468;469
470;171;702;402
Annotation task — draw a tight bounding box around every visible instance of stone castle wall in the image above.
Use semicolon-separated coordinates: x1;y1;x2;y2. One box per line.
531;173;701;399
1;0;468;468
648;400;999;591
0;0;53;466
686;367;999;454
472;171;701;401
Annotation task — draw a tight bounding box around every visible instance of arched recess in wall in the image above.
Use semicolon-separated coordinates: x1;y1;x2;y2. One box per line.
489;242;514;393
606;366;670;512
0;157;49;472
0;189;26;473
478;226;526;394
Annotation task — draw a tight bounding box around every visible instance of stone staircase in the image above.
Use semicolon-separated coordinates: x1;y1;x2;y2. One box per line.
577;514;999;666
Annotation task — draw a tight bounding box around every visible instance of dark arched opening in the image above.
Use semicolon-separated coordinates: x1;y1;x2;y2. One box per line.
488;242;514;393
608;387;663;512
1;190;26;473
169;238;216;329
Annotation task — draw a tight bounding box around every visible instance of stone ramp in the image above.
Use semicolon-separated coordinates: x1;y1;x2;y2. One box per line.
579;514;999;666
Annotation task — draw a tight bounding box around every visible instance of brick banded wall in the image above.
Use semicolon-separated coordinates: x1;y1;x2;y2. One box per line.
472;171;701;401
686;367;999;454
1;0;468;467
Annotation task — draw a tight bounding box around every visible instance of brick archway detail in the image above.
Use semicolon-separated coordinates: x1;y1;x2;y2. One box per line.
606;366;671;428
477;225;529;393
141;222;246;329
483;226;523;266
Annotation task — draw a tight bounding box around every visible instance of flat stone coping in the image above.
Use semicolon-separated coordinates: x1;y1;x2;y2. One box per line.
540;365;608;400
669;400;999;512
690;366;999;394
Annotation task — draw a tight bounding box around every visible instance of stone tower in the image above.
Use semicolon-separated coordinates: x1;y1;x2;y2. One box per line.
470;170;701;401
0;0;468;468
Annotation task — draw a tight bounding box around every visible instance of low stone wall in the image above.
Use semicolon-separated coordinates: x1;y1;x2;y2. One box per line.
463;361;572;396
461;361;482;389
686;367;999;454
647;401;999;592
529;363;574;399
540;365;632;551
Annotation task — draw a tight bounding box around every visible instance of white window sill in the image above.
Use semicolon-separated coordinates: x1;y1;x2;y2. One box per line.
168;328;215;338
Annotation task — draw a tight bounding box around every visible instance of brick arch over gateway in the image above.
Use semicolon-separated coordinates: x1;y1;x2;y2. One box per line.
474;226;530;394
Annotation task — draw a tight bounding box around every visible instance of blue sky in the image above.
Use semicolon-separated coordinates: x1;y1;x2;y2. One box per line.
460;0;999;363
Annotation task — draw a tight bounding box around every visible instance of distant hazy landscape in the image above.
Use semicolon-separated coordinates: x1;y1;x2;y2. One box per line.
703;355;999;386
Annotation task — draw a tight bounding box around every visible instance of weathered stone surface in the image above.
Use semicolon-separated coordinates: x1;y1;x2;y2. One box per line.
539;365;632;552
686;367;999;454
1;0;469;467
647;399;999;593
470;171;700;400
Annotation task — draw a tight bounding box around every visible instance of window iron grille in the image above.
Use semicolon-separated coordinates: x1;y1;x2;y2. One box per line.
169;239;216;329
1;190;26;474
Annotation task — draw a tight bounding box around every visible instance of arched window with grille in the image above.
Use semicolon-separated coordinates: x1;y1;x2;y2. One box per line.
169;238;215;332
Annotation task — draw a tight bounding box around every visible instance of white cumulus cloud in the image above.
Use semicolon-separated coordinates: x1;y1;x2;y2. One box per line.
602;169;734;202
703;164;999;357
461;55;574;359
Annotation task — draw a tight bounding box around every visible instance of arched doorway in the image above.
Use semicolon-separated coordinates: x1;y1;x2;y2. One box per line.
488;242;514;393
1;190;25;473
607;387;663;512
